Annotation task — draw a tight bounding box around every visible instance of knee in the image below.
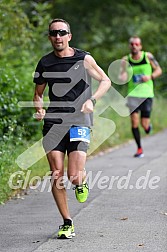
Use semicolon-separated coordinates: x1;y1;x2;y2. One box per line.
131;119;139;128
130;114;139;128
67;171;83;185
51;169;64;187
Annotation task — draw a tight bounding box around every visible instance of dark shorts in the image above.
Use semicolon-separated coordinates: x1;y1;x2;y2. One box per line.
42;124;89;155
127;97;153;118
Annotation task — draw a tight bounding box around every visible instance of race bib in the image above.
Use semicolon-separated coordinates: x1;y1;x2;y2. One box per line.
133;74;143;84
70;126;90;143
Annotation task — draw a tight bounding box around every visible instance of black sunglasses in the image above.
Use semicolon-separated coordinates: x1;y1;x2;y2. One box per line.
49;29;69;37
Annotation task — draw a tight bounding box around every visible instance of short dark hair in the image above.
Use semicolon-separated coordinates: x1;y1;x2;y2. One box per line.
129;36;142;44
48;18;71;33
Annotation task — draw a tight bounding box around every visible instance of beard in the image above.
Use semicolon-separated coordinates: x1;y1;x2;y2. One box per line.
51;40;65;51
131;49;140;55
54;47;64;52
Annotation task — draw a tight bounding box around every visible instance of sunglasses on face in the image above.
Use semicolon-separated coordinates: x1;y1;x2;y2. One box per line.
130;42;141;47
49;29;69;37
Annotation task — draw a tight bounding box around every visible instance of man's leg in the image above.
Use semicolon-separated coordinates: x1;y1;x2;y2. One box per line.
130;112;144;157
47;150;75;238
141;109;152;134
141;98;153;134
67;150;87;185
68;150;89;203
141;117;151;133
130;112;141;148
47;150;71;220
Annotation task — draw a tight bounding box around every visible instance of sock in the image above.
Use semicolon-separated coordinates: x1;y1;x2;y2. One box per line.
64;219;72;226
132;127;141;149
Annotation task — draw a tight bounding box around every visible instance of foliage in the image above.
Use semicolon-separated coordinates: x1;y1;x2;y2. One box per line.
0;0;52;203
47;0;167;94
0;0;52;139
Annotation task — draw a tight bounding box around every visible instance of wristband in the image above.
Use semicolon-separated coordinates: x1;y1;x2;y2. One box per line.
90;96;96;106
151;74;154;80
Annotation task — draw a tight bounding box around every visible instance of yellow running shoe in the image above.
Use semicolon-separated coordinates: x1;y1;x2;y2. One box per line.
74;182;89;203
57;222;75;239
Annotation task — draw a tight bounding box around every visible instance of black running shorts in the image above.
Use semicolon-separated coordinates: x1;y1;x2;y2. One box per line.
127;97;153;118
42;124;89;154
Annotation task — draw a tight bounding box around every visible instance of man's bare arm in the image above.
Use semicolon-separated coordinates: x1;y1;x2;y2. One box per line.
84;55;111;99
147;52;162;79
81;55;111;113
33;83;46;120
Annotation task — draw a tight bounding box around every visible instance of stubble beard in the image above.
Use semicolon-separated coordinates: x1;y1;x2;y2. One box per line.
55;47;64;52
54;44;64;52
131;49;139;55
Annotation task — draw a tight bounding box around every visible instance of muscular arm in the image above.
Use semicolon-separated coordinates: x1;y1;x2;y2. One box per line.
147;52;162;79
84;55;111;99
33;83;46;120
81;55;111;113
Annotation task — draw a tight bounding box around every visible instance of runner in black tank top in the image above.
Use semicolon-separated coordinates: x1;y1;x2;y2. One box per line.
33;18;111;239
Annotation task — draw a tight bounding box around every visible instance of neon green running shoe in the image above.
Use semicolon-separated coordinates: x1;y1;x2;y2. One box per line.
75;182;89;203
57;223;75;239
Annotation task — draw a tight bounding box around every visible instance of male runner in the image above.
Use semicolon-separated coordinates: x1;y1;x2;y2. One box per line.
33;18;111;238
120;36;162;157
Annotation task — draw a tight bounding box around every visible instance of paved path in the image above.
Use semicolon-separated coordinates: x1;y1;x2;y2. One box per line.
0;129;167;252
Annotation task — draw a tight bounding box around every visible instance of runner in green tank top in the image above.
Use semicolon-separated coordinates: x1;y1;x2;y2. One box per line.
120;36;162;157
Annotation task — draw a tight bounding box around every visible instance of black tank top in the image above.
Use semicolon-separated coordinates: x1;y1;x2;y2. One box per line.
33;48;93;126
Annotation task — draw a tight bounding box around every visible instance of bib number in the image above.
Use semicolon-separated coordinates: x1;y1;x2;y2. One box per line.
70;126;90;143
133;74;143;84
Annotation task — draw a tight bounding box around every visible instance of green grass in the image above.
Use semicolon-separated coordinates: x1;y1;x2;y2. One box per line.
0;96;167;203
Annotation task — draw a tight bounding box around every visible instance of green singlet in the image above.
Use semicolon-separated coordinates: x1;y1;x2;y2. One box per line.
127;51;154;98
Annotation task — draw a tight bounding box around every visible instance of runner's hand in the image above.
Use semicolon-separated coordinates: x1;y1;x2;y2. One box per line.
34;109;46;121
81;99;94;113
141;75;152;82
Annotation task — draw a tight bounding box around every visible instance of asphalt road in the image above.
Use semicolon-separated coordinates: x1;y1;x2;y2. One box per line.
0;129;167;252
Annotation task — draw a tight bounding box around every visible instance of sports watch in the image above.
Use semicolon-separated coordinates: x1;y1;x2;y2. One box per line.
90;96;96;106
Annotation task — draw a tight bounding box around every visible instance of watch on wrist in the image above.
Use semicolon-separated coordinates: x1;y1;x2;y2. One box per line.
90;96;96;106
